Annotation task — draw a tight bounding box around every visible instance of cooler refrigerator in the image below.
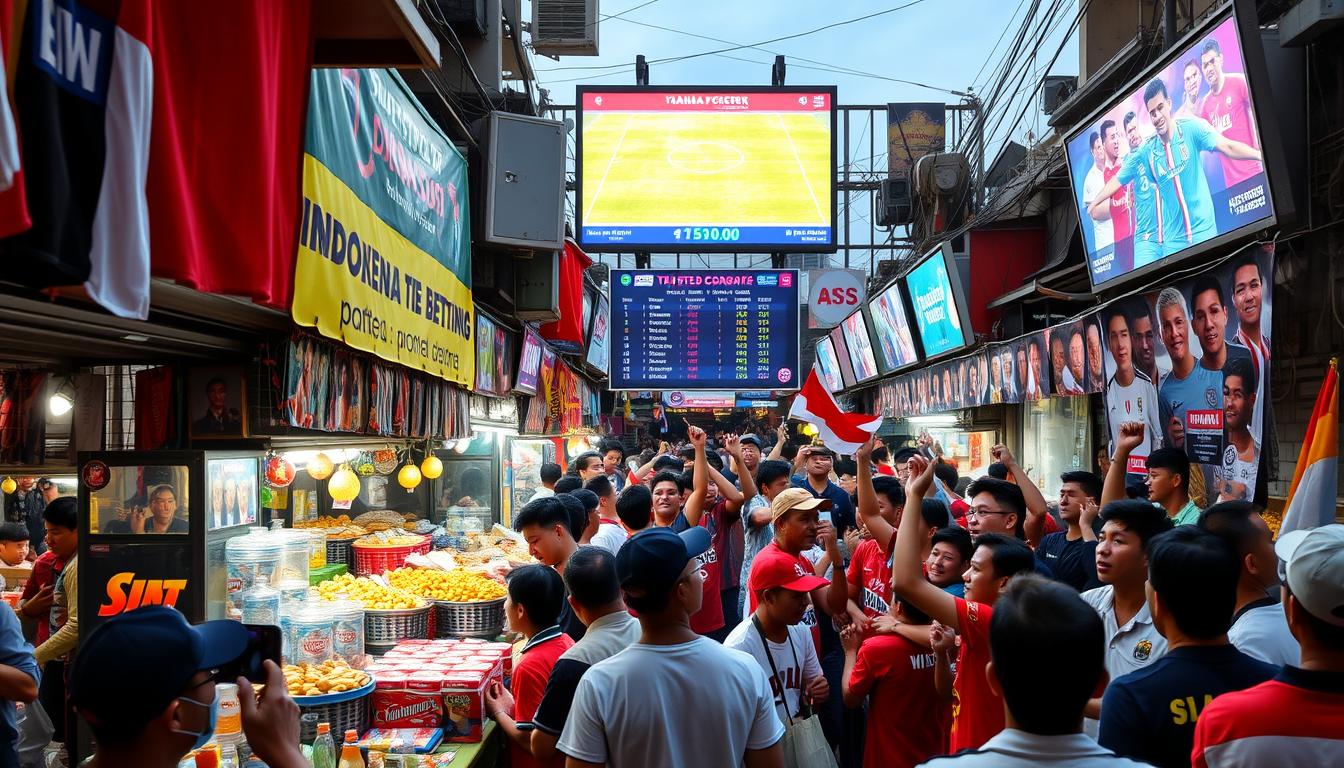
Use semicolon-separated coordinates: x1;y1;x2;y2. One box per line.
77;449;269;633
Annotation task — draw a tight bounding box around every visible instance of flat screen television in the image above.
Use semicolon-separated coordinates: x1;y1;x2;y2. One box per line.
829;327;857;390
814;336;843;393
1063;0;1291;290
867;280;920;373
576;86;837;252
839;308;880;384
903;242;973;361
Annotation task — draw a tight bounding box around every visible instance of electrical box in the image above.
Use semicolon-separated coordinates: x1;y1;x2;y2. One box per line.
514;249;561;322
474;112;567;251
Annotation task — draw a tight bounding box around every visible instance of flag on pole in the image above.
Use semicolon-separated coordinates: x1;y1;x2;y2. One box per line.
788;366;883;454
1280;358;1338;536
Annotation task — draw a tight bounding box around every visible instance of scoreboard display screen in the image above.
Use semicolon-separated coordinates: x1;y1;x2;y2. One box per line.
577;86;837;252
609;269;800;390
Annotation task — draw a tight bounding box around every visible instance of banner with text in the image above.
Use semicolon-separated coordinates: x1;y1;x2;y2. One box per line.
887;103;946;179
293;69;474;386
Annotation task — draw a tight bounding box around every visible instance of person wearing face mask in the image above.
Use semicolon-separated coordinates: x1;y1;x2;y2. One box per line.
69;606;308;768
1198;502;1298;666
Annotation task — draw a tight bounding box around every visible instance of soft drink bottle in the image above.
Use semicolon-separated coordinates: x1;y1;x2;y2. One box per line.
338;730;365;768
311;722;337;768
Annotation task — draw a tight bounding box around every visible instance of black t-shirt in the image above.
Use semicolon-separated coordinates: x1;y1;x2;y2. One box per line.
1035;532;1101;592
1099;644;1278;768
558;590;586;642
531;658;589;735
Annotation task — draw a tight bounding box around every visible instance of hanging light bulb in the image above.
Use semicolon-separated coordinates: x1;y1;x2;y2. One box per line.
307;452;334;480
0;477;15;495
800;423;819;437
420;454;443;479
397;463;423;490
328;464;360;502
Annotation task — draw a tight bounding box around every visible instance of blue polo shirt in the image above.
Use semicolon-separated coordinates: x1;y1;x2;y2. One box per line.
1098;644;1277;768
790;475;857;537
0;605;38;767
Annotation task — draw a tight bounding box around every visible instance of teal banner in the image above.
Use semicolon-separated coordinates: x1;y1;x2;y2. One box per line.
306;68;470;281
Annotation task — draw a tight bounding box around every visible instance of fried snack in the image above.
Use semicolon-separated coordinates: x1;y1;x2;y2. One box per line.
283;660;371;697
315;573;425;610
385;567;507;603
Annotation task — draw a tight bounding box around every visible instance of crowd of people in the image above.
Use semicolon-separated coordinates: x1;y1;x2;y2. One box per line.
483;421;1342;768
3;419;1341;768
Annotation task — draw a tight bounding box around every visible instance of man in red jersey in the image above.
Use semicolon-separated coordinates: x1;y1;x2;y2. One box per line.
891;456;1035;753
1198;38;1261;187
1101;119;1134;271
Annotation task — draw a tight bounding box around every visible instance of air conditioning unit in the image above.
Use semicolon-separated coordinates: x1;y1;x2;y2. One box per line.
912;153;969;199
532;0;600;56
1041;75;1077;115
876;177;913;226
436;0;488;37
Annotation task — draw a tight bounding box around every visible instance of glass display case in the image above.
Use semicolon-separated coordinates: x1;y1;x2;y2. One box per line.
433;435;500;533
508;438;557;523
1021;396;1092;500
77;450;267;629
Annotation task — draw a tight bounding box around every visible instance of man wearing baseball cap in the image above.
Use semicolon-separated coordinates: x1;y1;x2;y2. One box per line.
1192;524;1344;766
746;488;847;657
70;606;308;768
557;527;784;768
724;546;830;727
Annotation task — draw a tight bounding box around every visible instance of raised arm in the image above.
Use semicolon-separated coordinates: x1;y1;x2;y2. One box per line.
1215;135;1262;161
1102;422;1146;507
715;436;747;514
683;426;711;527
767;423;788;461
855;439;894;551
890;456;960;630
996;444;1048;548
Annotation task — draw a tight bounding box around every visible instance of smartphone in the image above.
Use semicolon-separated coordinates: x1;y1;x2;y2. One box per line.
217;624;283;684
819;510;833;526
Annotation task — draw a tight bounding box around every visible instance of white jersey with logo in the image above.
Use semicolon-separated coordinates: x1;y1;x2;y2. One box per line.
1105;371;1163;457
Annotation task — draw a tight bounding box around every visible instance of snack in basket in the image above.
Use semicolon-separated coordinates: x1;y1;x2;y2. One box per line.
316;573;425;610
357;530;429;548
283;660;370;697
386;568;506;603
294;515;369;538
354;510;410;532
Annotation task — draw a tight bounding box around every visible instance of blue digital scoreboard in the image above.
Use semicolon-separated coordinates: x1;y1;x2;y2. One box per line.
609;270;801;391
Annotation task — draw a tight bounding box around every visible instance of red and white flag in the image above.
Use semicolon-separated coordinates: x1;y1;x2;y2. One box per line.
788;366;883;454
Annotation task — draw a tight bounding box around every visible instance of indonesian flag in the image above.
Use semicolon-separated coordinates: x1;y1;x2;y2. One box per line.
1280;359;1338;536
788;366;883;454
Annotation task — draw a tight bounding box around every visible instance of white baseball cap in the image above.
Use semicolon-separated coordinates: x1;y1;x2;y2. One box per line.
1275;524;1344;627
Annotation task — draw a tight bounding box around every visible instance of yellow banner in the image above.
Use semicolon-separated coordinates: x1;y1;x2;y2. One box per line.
293;156;475;387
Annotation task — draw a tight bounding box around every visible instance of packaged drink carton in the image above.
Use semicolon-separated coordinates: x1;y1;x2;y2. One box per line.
440;670;488;744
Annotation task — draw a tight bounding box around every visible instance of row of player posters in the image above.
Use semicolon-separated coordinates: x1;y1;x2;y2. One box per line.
875;243;1273;503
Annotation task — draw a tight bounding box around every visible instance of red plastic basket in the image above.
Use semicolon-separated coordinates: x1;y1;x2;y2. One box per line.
352;536;432;576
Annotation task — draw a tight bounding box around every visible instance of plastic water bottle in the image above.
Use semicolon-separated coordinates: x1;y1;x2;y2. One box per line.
338;730;365;768
240;574;281;625
311;722;337;768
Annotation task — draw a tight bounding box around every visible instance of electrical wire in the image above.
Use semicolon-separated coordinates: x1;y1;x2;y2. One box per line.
536;1;933;73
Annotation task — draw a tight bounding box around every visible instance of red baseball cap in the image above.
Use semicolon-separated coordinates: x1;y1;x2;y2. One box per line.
751;550;829;594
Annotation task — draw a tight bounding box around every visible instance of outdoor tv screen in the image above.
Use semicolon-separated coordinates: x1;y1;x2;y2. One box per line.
1066;4;1282;290
840;309;880;384
868;280;920;374
576;86;837;252
814;336;843;393
903;243;972;361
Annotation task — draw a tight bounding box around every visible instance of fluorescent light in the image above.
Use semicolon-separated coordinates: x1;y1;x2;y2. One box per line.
905;415;958;426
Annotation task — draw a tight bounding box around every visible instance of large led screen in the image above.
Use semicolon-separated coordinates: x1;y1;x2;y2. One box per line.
868;281;919;373
1066;6;1281;290
608;270;800;390
814;336;843;393
904;244;972;360
577;86;837;252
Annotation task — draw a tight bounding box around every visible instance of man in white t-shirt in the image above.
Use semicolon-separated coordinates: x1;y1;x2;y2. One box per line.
1082;131;1114;251
1199;502;1299;667
1103;308;1163;462
584;476;628;555
557;527;784;768
724;546;828;726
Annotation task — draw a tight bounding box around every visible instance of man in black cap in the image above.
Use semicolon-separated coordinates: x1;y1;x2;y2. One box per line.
70;606;308;768
557;528;784;768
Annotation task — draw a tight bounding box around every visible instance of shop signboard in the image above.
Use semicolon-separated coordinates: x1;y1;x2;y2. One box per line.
887;103;946;179
1064;1;1292;290
807;268;866;329
474;313;514;397
293;69;475;386
662;391;736;410
608;269;801;391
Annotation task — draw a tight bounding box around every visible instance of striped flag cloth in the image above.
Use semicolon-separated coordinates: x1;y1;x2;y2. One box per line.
788;366;883;454
1279;359;1338;536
